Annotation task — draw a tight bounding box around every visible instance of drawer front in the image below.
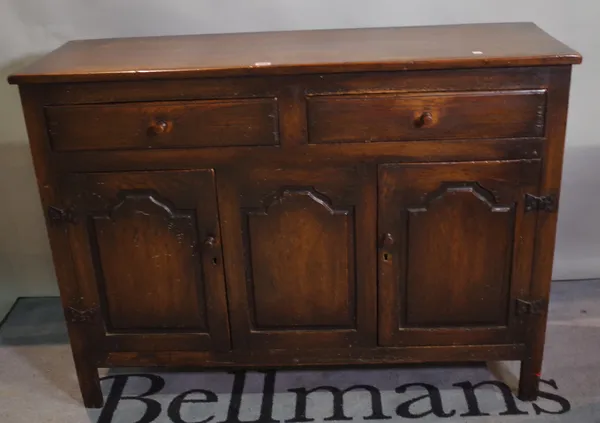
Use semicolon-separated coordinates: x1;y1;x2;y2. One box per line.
45;98;279;151
307;90;546;144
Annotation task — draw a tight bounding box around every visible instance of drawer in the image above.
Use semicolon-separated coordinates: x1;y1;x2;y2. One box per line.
45;98;279;151
307;90;546;144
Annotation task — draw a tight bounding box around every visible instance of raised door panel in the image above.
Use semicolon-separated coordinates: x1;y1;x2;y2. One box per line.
247;189;355;329
62;170;230;351
92;193;206;331
406;186;514;326
219;167;376;349
378;161;541;346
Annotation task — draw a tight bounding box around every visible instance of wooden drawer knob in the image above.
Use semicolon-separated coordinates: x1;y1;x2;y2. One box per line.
415;111;433;128
148;120;169;135
204;236;216;248
381;233;394;247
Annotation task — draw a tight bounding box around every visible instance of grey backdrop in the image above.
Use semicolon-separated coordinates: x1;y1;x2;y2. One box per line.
1;0;598;317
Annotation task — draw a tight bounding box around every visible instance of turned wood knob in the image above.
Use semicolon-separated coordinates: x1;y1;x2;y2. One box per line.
148;120;168;135
415;111;433;128
204;236;216;248
381;233;394;247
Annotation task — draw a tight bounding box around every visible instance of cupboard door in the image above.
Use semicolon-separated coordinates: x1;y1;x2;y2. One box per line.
219;166;377;349
378;161;541;346
62;170;230;351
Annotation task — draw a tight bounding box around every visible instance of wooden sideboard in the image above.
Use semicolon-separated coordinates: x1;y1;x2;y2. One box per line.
8;22;581;408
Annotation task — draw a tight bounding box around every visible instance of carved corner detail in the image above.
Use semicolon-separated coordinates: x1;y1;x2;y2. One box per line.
410;182;511;213
256;187;348;216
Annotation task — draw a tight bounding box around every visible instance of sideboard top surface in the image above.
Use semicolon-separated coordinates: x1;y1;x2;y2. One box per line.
8;22;581;85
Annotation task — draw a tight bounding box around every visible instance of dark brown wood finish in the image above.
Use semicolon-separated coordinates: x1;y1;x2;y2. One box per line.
8;23;580;84
378;161;540;346
8;23;580;407
518;65;574;401
218;166;376;350
45;98;279;151
308;90;546;144
61;170;231;350
103;344;526;368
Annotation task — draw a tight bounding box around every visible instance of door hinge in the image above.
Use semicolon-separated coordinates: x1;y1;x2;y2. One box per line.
524;194;557;212
47;206;76;224
516;299;547;316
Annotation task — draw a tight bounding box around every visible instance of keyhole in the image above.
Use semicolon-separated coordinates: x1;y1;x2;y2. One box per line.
383;253;389;262
211;257;218;266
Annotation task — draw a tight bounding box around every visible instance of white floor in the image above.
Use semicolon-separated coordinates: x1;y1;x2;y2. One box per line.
1;280;599;423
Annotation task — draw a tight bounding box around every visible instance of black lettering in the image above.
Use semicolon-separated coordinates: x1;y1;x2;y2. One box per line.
286;384;391;422
532;379;571;415
168;389;218;423
454;380;528;417
219;371;277;423
395;382;455;419
97;373;164;423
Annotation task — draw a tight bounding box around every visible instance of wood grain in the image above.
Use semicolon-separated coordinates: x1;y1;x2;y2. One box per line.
31;67;547;106
45;98;279;151
308;90;546;144
8;23;580;84
92;193;207;331
247;189;355;329
9;24;580;407
219;166;376;350
63;170;231;350
405;187;514;326
103;344;526;367
378;160;541;346
518;65;574;401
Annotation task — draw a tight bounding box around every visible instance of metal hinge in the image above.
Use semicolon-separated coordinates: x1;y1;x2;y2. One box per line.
524;194;557;212
47;206;76;225
516;299;547;316
64;306;100;323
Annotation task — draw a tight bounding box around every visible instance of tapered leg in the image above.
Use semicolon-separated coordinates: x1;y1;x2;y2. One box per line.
518;356;541;401
74;356;103;408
